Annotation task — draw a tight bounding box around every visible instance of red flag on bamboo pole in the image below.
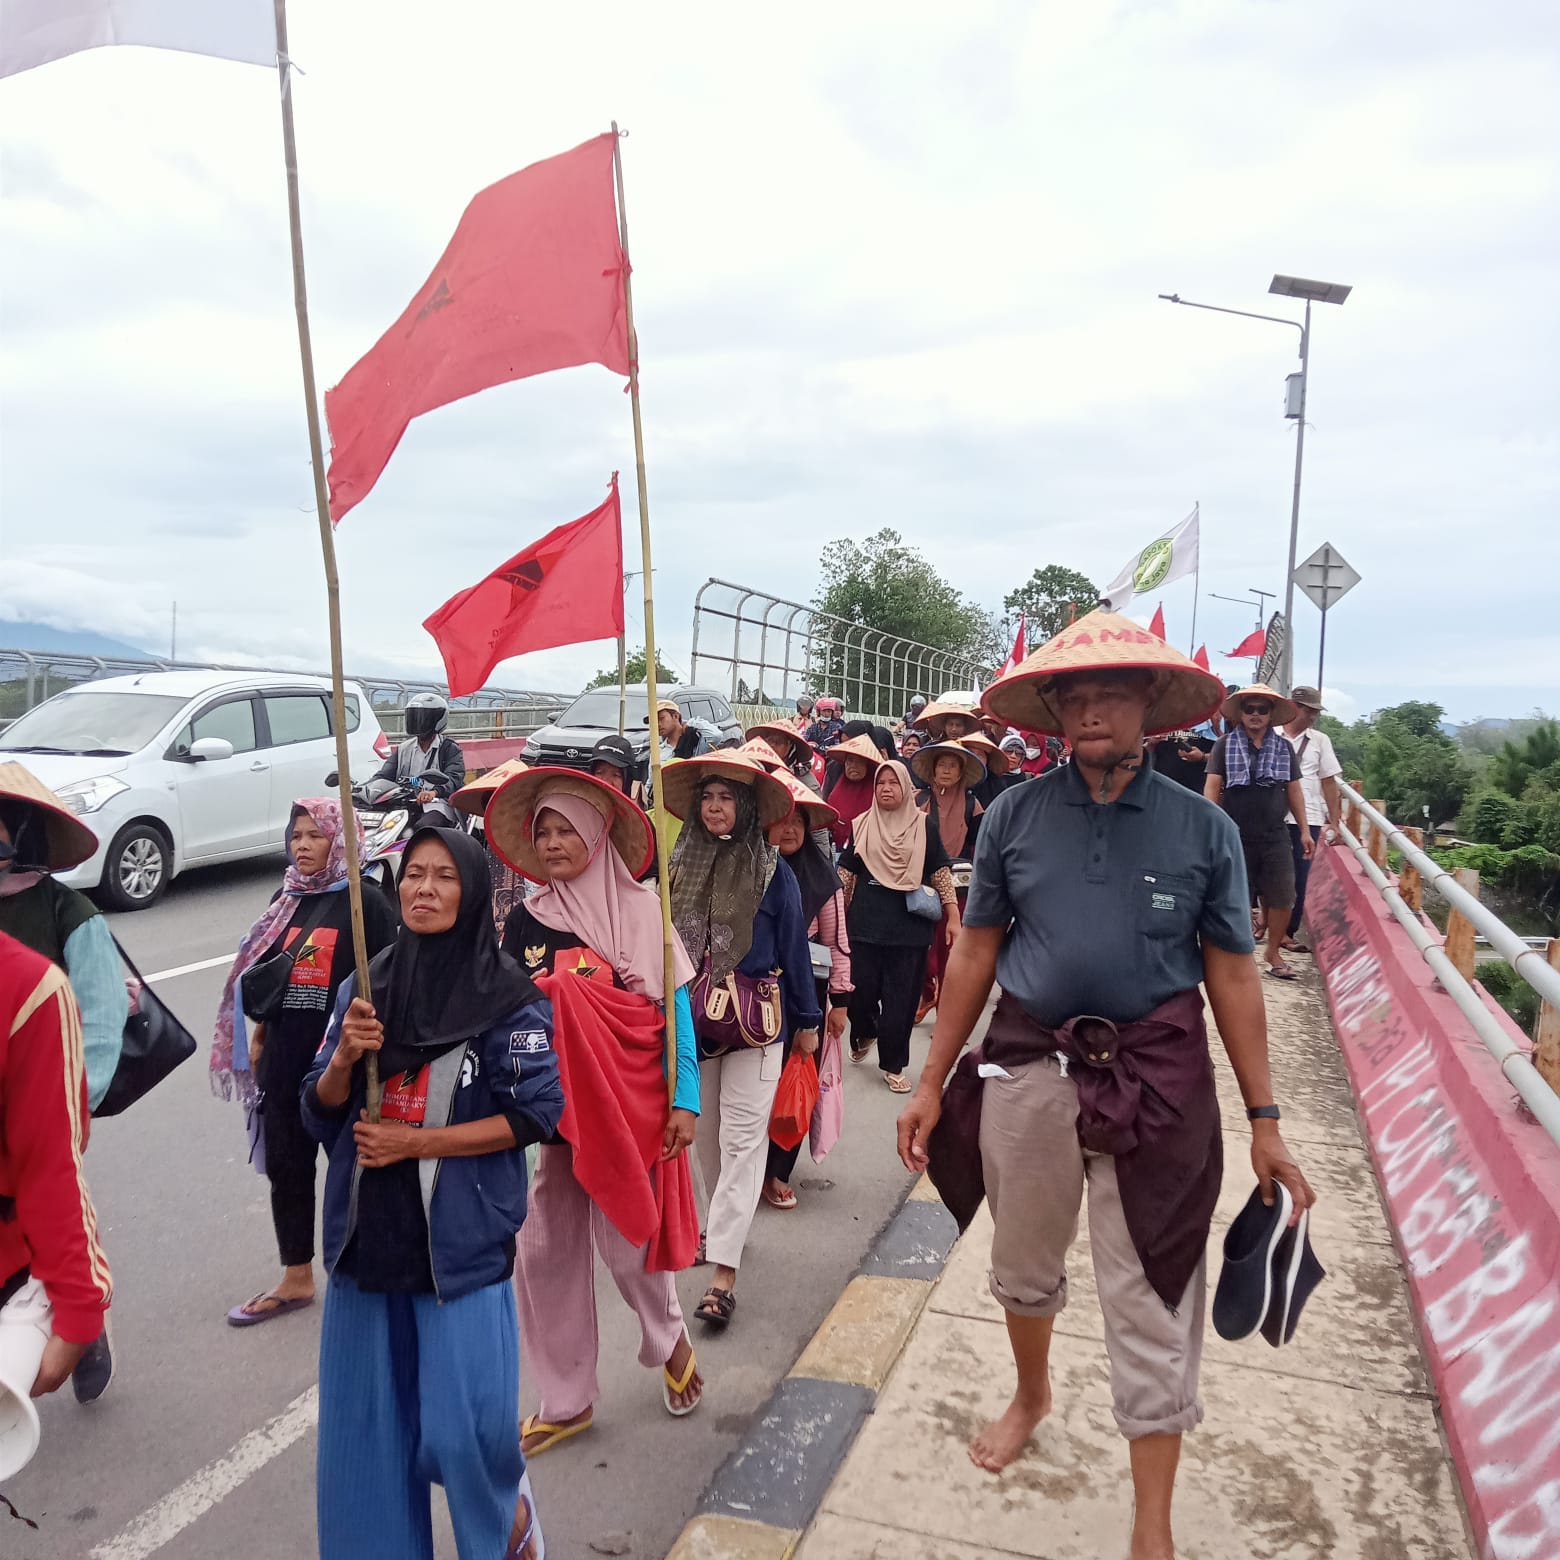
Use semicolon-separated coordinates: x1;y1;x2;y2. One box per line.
1226;628;1267;658
325;133;629;522
1193;644;1211;671
1148;603;1166;641
424;478;625;697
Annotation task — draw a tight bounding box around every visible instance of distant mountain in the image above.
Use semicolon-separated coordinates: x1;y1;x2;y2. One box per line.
0;620;152;660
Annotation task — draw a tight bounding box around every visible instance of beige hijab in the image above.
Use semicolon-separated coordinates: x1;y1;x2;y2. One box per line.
850;761;926;891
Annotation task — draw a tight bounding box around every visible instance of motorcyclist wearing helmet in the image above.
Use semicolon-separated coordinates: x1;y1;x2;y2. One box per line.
802;696;847;750
373;693;466;803
902;692;928;729
792;694;817;734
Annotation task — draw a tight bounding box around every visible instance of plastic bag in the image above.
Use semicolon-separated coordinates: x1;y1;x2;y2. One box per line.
768;1049;820;1151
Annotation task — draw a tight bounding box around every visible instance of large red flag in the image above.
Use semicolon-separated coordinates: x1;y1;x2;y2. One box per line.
1148;603;1166;641
326;134;629;522
424;479;624;697
1226;628;1267;658
1193;644;1211;671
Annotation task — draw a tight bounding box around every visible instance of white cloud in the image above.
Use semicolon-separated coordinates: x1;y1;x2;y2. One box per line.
1;0;1556;718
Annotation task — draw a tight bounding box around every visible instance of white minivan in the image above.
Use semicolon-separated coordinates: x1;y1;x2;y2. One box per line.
0;670;388;910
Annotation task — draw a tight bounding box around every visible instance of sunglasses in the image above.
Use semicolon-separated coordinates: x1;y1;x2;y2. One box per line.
1241;702;1274;716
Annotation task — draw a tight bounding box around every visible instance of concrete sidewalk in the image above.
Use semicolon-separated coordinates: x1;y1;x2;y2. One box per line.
790;964;1475;1560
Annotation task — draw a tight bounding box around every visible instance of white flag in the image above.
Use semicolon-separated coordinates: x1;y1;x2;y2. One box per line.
1099;507;1200;612
1;0;276;80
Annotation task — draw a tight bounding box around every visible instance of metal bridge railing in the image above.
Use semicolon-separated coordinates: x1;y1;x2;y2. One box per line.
0;648;568;739
1337;779;1560;1148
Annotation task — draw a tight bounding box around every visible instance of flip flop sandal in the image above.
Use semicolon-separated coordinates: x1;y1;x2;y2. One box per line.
695;1287;736;1328
1282;939;1312;954
226;1293;314;1328
885;1072;913;1094
1265;965;1300;982
520;1411;593;1456
762;1185;799;1210
850;1039;876;1063
505;1475;544;1560
662;1340;702;1418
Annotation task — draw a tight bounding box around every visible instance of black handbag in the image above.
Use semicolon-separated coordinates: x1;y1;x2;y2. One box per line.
239;897;333;1023
93;937;198;1118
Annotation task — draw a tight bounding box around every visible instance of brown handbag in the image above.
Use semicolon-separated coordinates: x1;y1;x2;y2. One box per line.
691;961;784;1056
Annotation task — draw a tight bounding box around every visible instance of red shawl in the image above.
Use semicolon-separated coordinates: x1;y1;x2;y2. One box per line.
535;972;698;1272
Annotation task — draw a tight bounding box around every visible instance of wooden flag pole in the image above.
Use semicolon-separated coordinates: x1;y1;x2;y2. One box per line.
274;0;380;1118
611;122;678;1106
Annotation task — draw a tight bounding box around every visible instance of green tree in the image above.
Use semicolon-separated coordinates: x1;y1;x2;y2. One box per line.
812;529;990;715
586;645;680;690
1489;720;1560;798
1318;713;1367;777
1003;565;1100;642
1360;701;1470;825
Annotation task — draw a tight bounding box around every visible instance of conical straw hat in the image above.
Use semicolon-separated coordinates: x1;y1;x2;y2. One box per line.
736;738;788;772
830;733;884;766
980;610;1225;738
657;754;793;827
0;762;98;871
910;741;986;788
911;702;982;740
768;766;838;831
1221;684;1300;728
450;757;530;818
484;767;654;884
958;734;1011;777
744;722;814;768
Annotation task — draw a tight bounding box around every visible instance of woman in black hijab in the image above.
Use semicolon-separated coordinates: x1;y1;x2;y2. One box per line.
303;826;564;1560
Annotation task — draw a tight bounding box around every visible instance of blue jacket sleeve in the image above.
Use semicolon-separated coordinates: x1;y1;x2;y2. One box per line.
482;996;564;1147
668;985;699;1115
63;918;128;1111
300;980;357;1152
769;868;823;1035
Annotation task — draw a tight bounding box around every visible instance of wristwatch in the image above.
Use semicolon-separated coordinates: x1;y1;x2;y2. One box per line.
1247;1104;1281;1122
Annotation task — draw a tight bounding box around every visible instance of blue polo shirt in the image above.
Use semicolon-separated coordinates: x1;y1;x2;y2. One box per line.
963;758;1254;1027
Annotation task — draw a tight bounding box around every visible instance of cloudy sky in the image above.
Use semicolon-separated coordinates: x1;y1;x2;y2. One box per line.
2;0;1556;724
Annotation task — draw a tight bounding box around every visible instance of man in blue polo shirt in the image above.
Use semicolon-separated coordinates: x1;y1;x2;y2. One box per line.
897;613;1314;1560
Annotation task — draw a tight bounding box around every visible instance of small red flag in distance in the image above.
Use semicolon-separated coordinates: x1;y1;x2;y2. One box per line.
998;613;1027;677
326;133;629;522
1148;603;1166;641
1193;644;1211;671
1225;628;1267;658
423;479;625;698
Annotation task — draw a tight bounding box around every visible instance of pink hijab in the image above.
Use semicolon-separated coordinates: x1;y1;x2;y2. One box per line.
524;792;695;1001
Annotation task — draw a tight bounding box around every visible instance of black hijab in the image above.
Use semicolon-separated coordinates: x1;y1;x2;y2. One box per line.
870;726;899;761
779;832;841;926
374;826;539;1070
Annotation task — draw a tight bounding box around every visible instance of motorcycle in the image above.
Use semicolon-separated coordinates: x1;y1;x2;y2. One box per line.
323;773;473;904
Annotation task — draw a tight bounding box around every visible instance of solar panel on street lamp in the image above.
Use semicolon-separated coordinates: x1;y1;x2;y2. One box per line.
1269;274;1352;306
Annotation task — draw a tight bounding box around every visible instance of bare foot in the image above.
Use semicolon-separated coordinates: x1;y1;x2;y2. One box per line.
968;1386;1052;1471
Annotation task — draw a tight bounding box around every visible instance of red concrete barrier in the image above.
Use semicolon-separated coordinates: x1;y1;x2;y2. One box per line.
1307;845;1560;1559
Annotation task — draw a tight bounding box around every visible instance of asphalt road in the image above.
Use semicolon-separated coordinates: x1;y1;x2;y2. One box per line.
6;856;924;1560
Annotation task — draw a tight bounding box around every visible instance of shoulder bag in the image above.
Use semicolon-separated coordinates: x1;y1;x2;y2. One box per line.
691;960;784;1055
904;883;942;921
94;936;198;1118
239;894;336;1023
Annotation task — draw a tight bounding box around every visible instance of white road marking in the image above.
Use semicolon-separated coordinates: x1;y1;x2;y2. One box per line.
88;1386;319;1560
143;953;233;983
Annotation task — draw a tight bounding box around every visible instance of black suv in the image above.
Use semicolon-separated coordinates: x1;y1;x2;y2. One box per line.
521;684;743;774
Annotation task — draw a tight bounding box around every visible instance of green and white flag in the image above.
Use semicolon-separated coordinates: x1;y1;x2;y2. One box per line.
1099;507;1199;612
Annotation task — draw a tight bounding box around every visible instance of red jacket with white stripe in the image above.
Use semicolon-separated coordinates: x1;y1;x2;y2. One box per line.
0;930;112;1343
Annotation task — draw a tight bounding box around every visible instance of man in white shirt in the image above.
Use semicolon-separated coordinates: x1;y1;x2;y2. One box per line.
1282;686;1344;952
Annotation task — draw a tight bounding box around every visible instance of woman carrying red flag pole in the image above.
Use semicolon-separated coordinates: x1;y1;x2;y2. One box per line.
483;769;704;1457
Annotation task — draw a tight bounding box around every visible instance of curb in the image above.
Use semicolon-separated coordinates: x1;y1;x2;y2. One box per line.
666;1175;959;1559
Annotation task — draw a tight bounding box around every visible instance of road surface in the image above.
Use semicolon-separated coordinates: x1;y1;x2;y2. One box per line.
5;854;923;1560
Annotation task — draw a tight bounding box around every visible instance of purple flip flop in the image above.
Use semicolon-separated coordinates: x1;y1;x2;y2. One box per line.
227;1293;315;1328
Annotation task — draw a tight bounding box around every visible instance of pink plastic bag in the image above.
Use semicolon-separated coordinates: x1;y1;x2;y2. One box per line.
809;1025;845;1162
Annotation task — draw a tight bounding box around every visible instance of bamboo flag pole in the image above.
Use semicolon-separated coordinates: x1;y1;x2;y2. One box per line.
1188;500;1201;655
273;0;380;1119
610;122;678;1106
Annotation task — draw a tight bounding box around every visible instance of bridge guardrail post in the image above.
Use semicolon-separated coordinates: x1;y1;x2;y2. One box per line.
1398;826;1424;914
1443;867;1481;985
1367;800;1389;871
1344;797;1361;838
1536;940;1560;1092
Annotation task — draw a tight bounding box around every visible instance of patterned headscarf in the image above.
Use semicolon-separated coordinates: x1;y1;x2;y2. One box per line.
668;778;777;986
210;797;361;1104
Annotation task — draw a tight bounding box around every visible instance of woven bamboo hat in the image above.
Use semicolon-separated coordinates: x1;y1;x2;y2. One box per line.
1222;684;1300;728
450;757;530;818
980;609;1225;738
959;733;1011;777
830;733;884;768
658;753;793;827
744;722;814;768
911;702;982;741
484;766;654;883
0;762;99;871
737;738;791;775
768;767;838;831
910;741;986;788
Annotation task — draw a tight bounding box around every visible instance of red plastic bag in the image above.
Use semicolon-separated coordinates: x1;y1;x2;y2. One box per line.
768;1050;820;1151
